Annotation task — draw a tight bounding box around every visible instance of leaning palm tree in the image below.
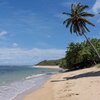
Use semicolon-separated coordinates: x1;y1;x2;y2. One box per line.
63;3;100;60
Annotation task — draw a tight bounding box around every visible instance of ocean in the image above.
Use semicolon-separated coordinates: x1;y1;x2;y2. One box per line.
0;65;60;100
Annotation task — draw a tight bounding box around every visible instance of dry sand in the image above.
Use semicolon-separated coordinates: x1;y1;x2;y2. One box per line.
33;65;60;69
24;66;100;100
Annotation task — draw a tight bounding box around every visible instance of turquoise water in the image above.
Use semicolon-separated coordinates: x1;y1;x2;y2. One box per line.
0;65;59;100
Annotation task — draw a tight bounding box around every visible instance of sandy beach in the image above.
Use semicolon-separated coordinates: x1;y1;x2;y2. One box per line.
33;65;60;69
24;65;100;100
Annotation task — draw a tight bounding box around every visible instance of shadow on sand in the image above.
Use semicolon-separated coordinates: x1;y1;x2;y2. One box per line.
64;70;100;80
51;70;100;82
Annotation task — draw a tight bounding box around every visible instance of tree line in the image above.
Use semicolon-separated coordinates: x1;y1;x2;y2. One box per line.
60;38;100;69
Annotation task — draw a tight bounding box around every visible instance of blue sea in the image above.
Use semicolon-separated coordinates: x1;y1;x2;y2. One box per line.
0;65;60;100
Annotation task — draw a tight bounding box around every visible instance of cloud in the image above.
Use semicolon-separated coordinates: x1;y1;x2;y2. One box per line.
92;0;100;13
12;43;18;47
0;31;8;37
0;48;65;65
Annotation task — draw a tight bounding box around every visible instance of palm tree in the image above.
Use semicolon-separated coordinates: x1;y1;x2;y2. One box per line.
63;3;100;61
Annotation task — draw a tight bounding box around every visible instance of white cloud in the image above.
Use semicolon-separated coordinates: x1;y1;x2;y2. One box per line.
92;0;100;13
0;31;8;37
0;48;65;65
12;43;18;47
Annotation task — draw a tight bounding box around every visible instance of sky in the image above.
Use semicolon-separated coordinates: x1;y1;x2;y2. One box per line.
0;0;99;65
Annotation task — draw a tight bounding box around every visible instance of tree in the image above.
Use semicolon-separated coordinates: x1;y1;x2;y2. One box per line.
63;3;100;61
66;42;83;69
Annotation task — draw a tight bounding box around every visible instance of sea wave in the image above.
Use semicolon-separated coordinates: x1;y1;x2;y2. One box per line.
25;74;45;79
0;74;50;100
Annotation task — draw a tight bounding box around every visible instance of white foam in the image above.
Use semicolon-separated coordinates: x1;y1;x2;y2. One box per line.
0;75;49;100
25;74;45;79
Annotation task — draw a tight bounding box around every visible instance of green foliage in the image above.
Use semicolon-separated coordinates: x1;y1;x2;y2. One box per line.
61;38;100;69
36;59;62;66
59;58;67;69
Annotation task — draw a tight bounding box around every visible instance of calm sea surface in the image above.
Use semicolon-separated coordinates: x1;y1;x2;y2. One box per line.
0;65;60;100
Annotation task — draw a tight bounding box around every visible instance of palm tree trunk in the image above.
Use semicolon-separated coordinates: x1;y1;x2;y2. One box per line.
83;33;100;61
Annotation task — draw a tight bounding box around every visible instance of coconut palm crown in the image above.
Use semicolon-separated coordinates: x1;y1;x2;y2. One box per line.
63;3;95;36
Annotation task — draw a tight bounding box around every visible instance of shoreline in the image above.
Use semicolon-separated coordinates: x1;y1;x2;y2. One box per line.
23;73;59;100
13;79;49;100
23;66;100;100
13;72;57;100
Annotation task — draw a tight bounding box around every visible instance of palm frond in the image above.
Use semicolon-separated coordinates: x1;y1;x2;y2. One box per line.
70;23;73;33
80;18;95;26
75;3;81;12
76;23;81;35
78;5;89;12
65;18;72;27
63;19;68;24
79;22;87;34
63;18;72;24
62;12;72;16
82;22;90;32
80;12;95;17
71;4;74;13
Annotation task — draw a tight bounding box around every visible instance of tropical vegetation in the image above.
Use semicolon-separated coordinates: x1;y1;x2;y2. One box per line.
63;3;100;60
60;38;100;69
36;59;62;66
